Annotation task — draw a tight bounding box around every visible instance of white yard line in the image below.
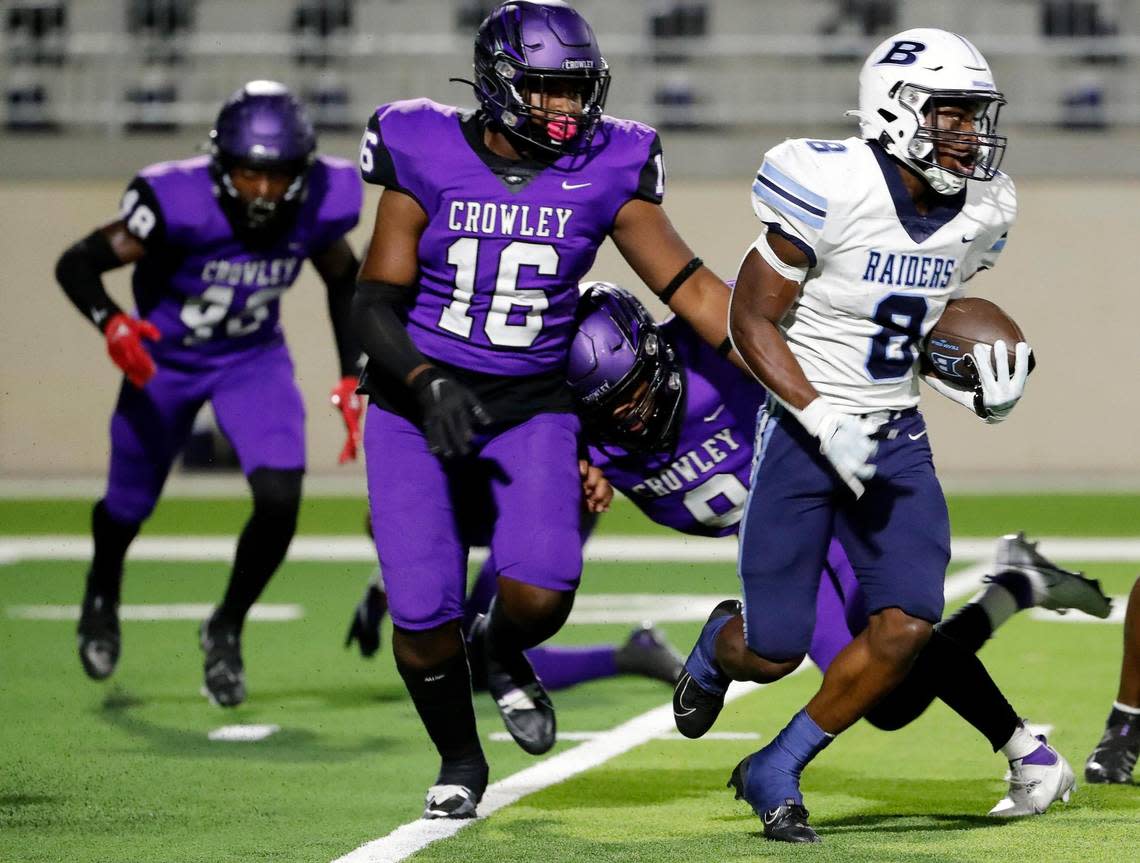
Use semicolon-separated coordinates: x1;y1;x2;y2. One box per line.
6;603;302;621
331;562;993;863
3;535;1140;564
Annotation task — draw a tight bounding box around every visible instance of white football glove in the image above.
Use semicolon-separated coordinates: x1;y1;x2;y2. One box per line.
793;399;879;498
970;340;1031;424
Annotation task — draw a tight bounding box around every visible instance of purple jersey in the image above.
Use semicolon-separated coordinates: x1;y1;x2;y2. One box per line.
120;154;361;366
588;318;765;538
360;99;664;377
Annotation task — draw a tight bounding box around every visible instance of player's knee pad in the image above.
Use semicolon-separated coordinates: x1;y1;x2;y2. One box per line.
248;467;303;524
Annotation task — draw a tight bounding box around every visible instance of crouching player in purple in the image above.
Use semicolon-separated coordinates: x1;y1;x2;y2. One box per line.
55;81;364;707
351;1;738;821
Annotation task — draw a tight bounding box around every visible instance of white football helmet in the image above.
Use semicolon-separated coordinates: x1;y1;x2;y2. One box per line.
849;29;1007;195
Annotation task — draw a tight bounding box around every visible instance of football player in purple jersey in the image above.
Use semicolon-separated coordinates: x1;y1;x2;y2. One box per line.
55;81;364;708
351;1;738;819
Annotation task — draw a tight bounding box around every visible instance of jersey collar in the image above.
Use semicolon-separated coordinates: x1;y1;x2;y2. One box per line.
868;140;966;244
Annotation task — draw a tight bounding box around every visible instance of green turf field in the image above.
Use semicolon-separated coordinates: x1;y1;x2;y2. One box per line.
1;496;1138;862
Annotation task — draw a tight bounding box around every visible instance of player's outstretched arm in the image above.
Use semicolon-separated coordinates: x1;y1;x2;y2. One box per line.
313;237;365;463
732;242;877;496
610;199;737;362
56;221;159;388
352;190;489;458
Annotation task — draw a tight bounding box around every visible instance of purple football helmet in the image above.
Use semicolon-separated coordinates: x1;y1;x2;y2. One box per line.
209;80;317;232
568;283;684;452
473;1;610;155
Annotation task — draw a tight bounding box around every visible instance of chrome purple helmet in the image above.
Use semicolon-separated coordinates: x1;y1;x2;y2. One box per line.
568;283;684;452
473;1;610;155
209;80;317;232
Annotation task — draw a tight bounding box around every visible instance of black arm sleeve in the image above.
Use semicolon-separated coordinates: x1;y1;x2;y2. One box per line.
351;279;431;386
323;251;364;378
55;230;125;333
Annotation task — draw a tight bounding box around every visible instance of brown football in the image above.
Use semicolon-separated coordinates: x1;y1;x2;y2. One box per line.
921;297;1035;385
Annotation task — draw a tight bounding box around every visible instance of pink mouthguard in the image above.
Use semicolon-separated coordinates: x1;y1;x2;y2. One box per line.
547;116;579;142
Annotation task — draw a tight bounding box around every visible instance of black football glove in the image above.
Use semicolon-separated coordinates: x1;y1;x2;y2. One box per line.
412;368;492;458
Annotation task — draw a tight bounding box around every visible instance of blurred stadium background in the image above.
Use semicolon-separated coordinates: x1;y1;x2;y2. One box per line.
1;0;1138;487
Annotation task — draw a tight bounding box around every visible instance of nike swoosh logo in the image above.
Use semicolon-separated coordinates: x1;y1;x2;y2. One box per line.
561;181;591;190
704;405;726;423
908;430;928;441
961;235;977;243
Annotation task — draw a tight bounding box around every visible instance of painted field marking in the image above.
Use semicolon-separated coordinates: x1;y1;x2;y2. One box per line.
331;562;993;863
3;535;1139;564
6;603;302;622
488;730;762;744
208;724;281;742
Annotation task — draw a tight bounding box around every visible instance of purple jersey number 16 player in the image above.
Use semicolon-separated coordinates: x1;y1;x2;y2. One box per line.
351;0;738;822
55;81;364;708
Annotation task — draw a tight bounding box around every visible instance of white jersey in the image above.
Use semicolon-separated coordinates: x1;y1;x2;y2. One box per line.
750;136;1017;414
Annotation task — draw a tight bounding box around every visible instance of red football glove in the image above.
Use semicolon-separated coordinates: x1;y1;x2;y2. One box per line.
105;313;160;388
330;376;364;464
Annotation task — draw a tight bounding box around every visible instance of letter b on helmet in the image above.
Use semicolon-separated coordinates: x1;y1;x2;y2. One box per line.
876;40;926;66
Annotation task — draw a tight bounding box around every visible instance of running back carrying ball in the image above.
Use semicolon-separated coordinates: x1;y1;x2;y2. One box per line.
923;297;1034;385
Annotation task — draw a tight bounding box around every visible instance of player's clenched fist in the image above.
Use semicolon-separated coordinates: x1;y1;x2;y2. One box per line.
104;313;160;388
412;368;491;459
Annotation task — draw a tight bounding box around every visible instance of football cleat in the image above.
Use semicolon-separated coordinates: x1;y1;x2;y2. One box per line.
673;599;740;739
992;532;1112;618
989;736;1076;817
728;756;819;843
423;784;480;820
344;578;388;658
469;615;556;755
614;624;684;685
199;613;246;708
77;592;120;680
1084;719;1140;784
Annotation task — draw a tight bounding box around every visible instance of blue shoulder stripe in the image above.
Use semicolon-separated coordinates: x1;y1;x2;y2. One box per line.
758;161;828;213
752;179;825;230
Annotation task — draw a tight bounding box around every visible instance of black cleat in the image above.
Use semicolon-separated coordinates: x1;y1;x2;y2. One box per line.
1085;721;1140;784
469;615;556;755
673;599;740;738
728;757;819;843
423;758;489;820
614;624;684;685
77;593;120;680
199;613;246;708
345;579;388;658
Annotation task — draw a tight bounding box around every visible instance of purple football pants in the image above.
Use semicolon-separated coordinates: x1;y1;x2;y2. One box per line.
102;341;306;524
365;406;583;631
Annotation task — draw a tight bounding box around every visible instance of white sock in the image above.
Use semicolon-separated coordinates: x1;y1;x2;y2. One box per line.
1000;723;1040;761
1113;701;1140;715
970;583;1021;633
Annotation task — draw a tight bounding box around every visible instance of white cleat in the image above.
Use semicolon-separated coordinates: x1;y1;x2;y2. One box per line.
422;784;479;820
992;532;1112;618
989;738;1076;817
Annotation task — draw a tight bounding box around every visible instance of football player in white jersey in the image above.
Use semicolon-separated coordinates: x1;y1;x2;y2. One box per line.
676;30;1045;842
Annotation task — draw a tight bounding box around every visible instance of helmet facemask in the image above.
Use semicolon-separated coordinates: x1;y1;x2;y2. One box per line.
213;151;312;233
569;285;685;454
893;85;1007;195
579;331;683;452
476;51;610;156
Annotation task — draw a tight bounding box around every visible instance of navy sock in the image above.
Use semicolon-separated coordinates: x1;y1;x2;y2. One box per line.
747;709;833;811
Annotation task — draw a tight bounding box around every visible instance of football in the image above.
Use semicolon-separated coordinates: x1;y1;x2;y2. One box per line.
922;297;1034;386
